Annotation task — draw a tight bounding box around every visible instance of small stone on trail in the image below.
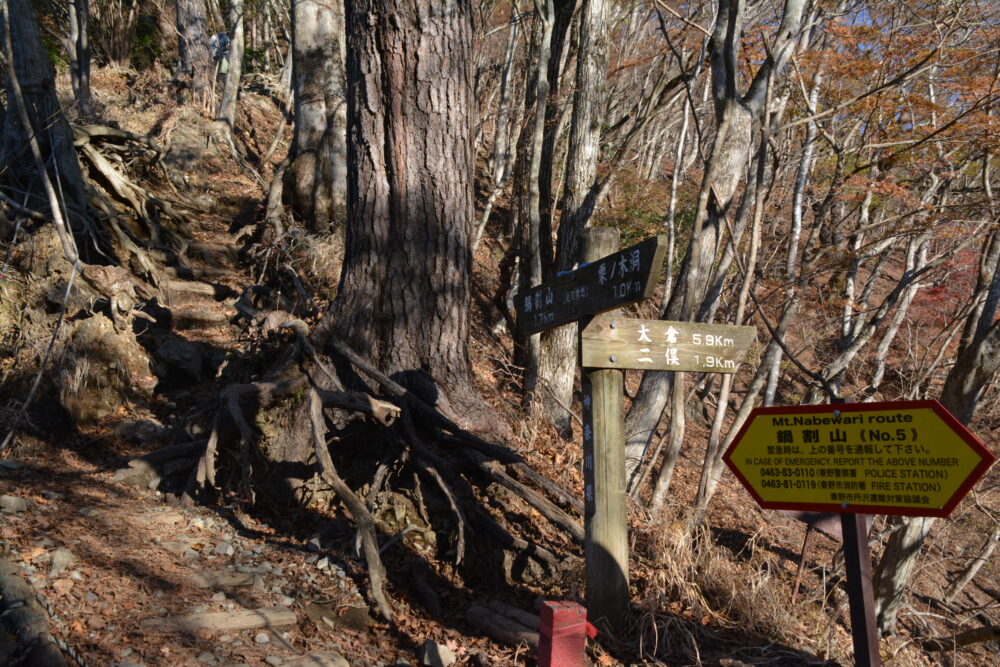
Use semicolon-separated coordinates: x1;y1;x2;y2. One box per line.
197;651;218;664
220;635;234;644
212;591;227;602
115;418;168;443
184;549;200;560
279;595;295;607
254;632;270;644
265;657;284;666
419;639;456;667
0;495;28;513
317;556;330;570
50;546;76;577
85;592;99;602
308;536;323;552
155;338;204;380
40;489;64;500
52;579;75;596
215;542;235;556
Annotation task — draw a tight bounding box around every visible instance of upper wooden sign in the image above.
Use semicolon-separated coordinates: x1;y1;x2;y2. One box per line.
580;319;756;372
515;235;667;335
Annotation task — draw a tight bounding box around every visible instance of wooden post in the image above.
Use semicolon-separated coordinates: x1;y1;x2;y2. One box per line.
830;396;881;667
841;513;881;666
580;227;629;631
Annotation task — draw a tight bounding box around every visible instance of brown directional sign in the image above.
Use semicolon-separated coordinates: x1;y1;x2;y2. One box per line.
515;235;667;335
580;319;756;372
724;400;998;517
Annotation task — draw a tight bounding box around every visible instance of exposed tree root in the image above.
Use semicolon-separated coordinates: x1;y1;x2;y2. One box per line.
169;316;579;623
308;388;394;620
922;625;1000;651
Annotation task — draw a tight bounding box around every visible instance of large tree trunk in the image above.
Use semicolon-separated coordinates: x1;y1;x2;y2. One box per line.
329;0;497;434
538;0;609;437
0;0;88;232
511;0;555;410
175;0;213;107
67;0;93;118
285;0;347;231
215;0;245;135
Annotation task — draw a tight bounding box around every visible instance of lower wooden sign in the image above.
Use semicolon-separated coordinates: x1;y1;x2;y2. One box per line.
580;319;756;372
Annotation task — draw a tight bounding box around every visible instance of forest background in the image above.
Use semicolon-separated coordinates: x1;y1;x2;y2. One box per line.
0;0;998;665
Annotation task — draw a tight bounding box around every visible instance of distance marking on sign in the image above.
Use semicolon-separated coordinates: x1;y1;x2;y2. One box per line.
580;319;756;372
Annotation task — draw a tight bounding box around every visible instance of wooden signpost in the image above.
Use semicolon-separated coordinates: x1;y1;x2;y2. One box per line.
515;228;756;630
724;401;997;666
515;234;667;335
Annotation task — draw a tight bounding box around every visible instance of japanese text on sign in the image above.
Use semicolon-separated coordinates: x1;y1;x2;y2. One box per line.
724;401;997;517
515;236;667;335
580;319;756;372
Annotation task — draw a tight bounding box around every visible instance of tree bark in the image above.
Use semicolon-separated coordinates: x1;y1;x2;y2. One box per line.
329;0;498;434
538;0;609;436
512;0;555;409
176;0;213;107
67;0;93;118
943;526;999;605
0;0;88;233
286;0;348;232
215;0;245;135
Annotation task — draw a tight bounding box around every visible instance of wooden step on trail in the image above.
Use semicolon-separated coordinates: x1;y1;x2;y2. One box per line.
190;570;257;589
168;306;232;331
165;264;238;283
165;280;237;304
142;606;296;633
187;242;239;268
284;652;351;667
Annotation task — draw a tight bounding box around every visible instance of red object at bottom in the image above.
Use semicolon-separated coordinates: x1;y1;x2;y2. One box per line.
538;601;597;667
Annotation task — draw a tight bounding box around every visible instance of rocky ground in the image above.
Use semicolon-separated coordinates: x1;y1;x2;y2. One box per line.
0;440;486;666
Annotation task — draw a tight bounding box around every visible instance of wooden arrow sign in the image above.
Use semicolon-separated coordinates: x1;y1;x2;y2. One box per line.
580;319;756;372
514;235;667;335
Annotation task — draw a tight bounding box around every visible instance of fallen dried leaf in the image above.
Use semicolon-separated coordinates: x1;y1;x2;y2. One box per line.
23;546;48;562
52;579;75;596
